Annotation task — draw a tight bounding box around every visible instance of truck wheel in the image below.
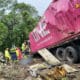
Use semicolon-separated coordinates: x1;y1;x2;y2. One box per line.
65;46;78;63
56;48;65;61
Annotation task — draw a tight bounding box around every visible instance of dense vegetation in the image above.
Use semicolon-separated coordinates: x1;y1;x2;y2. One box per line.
0;0;40;51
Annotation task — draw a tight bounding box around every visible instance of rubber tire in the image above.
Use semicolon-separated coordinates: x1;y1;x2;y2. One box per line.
55;48;65;61
65;46;78;63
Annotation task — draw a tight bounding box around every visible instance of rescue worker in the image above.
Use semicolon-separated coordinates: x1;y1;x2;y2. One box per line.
4;48;11;64
22;41;27;51
16;47;23;60
21;41;29;58
21;41;28;53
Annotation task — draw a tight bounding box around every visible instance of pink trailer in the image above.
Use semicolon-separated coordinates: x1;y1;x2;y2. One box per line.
29;0;80;63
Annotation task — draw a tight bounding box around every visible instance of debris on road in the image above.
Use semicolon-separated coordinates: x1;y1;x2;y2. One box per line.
0;49;79;80
62;64;78;73
0;57;80;80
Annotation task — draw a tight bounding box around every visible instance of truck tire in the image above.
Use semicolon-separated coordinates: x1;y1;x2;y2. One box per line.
65;46;78;63
55;48;65;61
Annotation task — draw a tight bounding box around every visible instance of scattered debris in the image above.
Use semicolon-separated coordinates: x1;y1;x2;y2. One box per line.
28;63;49;77
62;64;78;73
0;49;79;80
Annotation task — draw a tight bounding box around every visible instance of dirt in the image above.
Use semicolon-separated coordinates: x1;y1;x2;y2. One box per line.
0;57;44;80
0;63;28;80
0;58;80;80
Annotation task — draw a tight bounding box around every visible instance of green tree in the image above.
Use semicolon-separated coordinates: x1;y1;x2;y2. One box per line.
0;22;8;46
13;3;38;17
0;0;17;18
1;2;40;49
12;3;39;39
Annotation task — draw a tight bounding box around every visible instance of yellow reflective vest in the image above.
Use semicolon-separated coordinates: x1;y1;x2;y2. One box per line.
21;43;28;51
16;50;19;57
5;50;11;59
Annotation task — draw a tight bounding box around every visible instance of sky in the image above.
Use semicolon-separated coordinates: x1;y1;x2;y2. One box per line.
18;0;52;15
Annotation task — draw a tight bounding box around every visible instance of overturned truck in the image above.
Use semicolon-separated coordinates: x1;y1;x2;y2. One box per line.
29;0;80;63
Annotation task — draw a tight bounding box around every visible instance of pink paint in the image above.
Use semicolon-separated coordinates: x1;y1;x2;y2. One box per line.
29;0;80;53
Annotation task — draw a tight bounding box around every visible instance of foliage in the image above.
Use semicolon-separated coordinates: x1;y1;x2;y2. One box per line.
0;0;17;17
0;0;40;51
0;22;8;46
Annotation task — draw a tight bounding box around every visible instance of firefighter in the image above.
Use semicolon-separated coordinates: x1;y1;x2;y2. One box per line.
4;48;11;64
